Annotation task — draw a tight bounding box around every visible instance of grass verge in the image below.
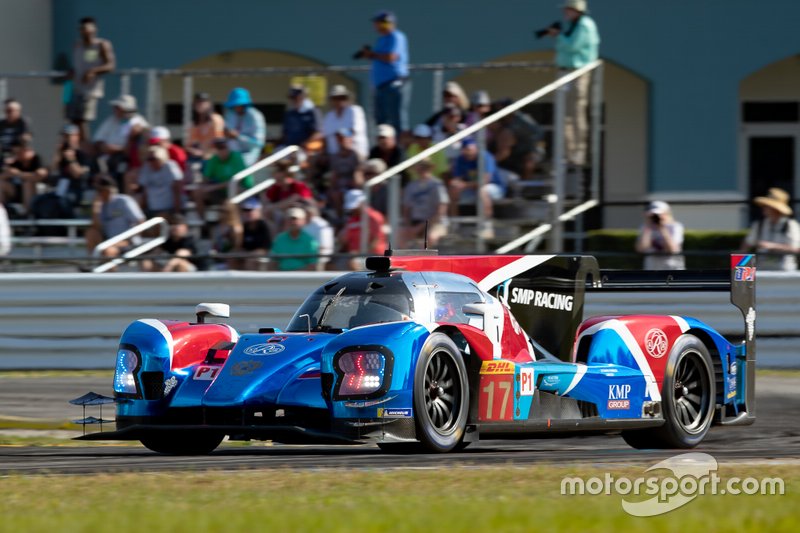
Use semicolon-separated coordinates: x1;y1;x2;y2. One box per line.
0;465;796;532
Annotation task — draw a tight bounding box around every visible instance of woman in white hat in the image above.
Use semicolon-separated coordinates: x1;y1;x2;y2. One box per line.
741;188;800;270
635;200;685;270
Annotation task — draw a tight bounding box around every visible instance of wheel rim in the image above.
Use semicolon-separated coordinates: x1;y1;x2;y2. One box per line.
672;351;711;433
423;350;461;434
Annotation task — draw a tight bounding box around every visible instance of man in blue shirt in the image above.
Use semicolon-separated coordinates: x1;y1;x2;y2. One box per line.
545;0;600;168
356;11;410;133
281;85;322;148
223;87;266;167
449;138;505;238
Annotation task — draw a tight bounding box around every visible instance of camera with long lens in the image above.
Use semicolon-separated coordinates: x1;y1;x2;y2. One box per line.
534;21;562;39
352;45;372;60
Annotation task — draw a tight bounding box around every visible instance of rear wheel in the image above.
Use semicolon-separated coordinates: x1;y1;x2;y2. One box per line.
412;333;469;453
140;431;224;455
622;334;716;449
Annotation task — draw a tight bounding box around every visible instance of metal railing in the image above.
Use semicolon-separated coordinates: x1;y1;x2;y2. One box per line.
360;60;604;254
92;216;169;273
0;61;556;145
227;145;300;205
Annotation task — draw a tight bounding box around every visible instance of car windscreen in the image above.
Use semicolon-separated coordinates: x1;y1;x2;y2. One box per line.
286;275;414;332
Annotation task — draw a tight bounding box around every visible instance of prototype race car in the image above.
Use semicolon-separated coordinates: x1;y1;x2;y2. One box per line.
73;253;756;454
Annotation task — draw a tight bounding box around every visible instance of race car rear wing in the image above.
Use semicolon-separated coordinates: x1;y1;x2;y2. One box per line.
591;254;756;421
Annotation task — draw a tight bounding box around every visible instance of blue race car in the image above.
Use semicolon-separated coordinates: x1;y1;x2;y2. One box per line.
74;253;756;454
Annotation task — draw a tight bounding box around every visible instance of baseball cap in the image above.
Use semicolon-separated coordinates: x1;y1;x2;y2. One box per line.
285;206;307;220
461;137;477;148
377;124;396;138
149;126;171;141
110;94;137;112
471;90;491;106
146;145;169;162
287;84;306;98
61;124;80;135
362;158;388;174
646;200;670;215
240;197;262;211
344;189;365;210
413;124;432;138
329;84;350;98
372;11;396;23
194;92;211;101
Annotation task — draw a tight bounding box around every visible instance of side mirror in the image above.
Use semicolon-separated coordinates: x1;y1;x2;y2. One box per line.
196;303;230;324
463;302;494;330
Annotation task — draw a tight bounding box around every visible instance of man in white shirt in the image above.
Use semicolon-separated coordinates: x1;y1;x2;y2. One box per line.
0;203;11;257
742;188;800;271
322;85;368;159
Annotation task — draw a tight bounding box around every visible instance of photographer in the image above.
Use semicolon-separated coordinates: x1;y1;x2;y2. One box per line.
354;11;410;134
635;200;685;270
537;0;599;170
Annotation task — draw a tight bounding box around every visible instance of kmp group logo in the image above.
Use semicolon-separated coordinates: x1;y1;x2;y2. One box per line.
560;453;784;516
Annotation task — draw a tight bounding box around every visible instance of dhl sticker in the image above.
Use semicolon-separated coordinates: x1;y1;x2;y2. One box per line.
480;360;515;375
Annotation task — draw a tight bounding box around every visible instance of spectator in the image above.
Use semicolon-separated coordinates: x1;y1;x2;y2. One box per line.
302;200;334;270
263;159;313;224
488;102;544;182
67;17;116;143
51;123;91;209
465;90;492;126
0;138;49;213
401;158;449;247
327;128;363;217
187;92;225;161
148;126;187;173
192;137;248;219
338;189;387;269
361;158;389;216
635;200;685;270
425;81;469;127
271;206;319;271
281;85;322;148
356;11;410;133
369;124;403;170
92;95;149;183
545;0;600;169
0;99;30;157
223;87;266;167
432;105;466;163
449;138;505;238
741;188;800;271
142;214;200;272
405;124;449;181
84;175;145;259
133;146;183;217
211;201;243;270
239;197;272;270
322;85;368;159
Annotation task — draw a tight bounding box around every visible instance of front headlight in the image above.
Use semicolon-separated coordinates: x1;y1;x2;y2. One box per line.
334;347;393;399
114;348;139;395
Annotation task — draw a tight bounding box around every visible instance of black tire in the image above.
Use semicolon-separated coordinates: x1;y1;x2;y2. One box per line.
411;333;469;453
140;431;224;455
622;334;716;449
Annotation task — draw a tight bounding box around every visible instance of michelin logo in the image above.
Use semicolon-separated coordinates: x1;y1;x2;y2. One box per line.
510;288;574;311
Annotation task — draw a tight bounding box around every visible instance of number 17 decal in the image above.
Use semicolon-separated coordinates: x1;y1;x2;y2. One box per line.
479;375;514;421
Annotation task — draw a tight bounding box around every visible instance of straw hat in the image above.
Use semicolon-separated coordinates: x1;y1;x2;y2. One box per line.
754;188;792;216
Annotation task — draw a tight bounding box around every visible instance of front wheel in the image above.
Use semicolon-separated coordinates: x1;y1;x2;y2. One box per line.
622;334;716;449
412;333;469;453
140;431;224;455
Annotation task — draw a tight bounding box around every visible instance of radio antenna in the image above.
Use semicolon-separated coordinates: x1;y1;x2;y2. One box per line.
424;220;429;250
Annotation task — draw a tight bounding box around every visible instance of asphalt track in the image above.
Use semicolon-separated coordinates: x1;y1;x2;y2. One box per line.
0;375;798;474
